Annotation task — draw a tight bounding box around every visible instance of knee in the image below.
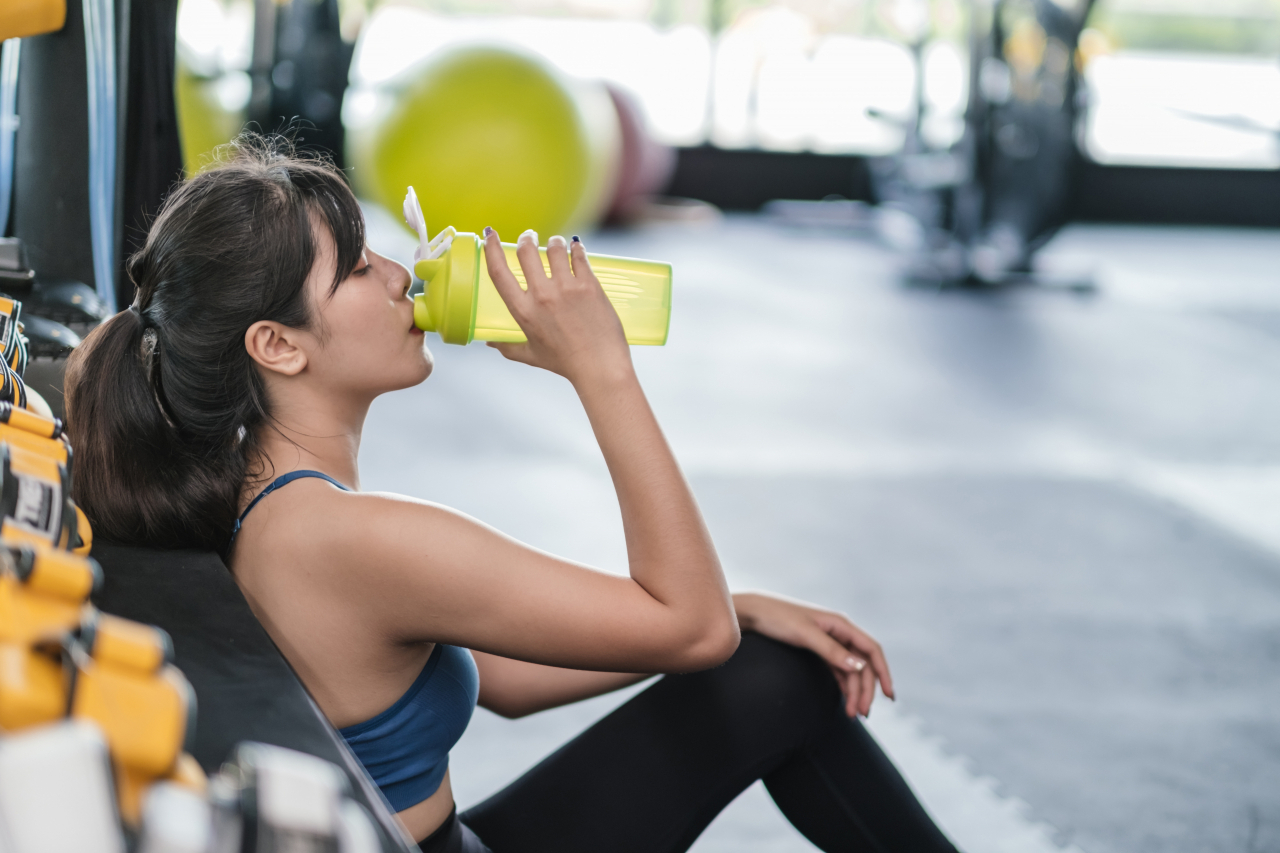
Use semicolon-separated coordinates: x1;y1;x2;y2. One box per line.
710;632;842;727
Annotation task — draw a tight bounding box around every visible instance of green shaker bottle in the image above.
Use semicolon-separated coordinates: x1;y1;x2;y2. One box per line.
403;188;672;346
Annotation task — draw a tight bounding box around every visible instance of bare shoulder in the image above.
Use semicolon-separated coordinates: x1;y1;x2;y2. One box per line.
249;482;530;600
255;481;493;565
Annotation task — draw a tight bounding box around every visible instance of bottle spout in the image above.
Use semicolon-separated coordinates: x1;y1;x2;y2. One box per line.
413;293;435;332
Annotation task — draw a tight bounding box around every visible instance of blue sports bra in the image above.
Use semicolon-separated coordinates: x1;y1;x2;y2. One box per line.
235;470;479;812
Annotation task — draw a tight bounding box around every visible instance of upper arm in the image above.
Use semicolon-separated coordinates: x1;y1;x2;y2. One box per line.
311;491;736;673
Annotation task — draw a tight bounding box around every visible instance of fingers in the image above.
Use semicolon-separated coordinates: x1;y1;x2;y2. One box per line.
812;628;870;680
569;236;595;281
820;615;895;700
858;661;877;717
832;664;862;718
545;235;572;280
483;228;527;313
514;230;548;291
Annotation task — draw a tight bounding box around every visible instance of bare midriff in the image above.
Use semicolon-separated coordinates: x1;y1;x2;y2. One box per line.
398;768;456;843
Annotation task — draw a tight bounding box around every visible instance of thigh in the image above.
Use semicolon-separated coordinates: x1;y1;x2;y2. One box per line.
460;634;839;853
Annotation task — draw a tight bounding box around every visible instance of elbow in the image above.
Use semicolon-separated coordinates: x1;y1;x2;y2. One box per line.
674;617;740;671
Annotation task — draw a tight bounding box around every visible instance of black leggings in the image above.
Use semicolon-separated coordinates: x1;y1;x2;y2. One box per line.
420;633;959;853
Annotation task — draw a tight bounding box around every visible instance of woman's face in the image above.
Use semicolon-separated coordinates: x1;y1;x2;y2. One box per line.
302;220;433;400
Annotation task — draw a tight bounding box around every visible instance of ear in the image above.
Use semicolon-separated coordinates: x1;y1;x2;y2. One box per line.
245;321;309;377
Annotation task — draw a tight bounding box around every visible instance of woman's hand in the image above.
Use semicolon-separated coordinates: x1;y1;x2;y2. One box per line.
482;228;632;388
733;591;894;718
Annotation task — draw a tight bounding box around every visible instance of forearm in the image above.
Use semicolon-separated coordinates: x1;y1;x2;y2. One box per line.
474;651;652;718
574;368;734;648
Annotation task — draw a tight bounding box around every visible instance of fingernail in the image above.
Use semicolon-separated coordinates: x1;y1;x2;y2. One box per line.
483;226;493;237
571;235;581;243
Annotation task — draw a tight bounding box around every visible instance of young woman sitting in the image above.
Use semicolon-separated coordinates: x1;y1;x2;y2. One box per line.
65;137;960;853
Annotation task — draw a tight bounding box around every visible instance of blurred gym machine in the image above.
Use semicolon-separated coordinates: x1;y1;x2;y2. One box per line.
248;0;353;164
1;0;352;418
1;6;416;850
872;0;1098;286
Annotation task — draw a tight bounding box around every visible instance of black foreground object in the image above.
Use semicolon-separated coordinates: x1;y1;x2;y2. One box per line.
90;541;416;853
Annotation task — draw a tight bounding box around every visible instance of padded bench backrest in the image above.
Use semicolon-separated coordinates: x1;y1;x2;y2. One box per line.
89;542;415;853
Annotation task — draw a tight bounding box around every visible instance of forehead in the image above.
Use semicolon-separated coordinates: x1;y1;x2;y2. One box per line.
305;210;342;290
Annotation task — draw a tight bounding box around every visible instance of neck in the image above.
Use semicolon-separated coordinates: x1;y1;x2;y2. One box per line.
252;388;369;493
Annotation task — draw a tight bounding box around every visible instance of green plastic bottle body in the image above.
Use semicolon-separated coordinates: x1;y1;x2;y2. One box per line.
414;235;671;346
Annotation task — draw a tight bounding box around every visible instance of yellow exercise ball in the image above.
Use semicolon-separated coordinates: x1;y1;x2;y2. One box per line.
349;44;619;241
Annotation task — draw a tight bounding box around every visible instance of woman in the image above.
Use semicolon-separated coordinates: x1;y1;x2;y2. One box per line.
65;137;959;853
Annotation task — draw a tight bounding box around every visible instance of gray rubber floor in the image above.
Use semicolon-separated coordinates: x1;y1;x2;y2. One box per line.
360;210;1280;853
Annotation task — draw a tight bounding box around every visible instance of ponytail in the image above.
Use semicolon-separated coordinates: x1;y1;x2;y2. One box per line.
64;135;365;554
64;302;238;551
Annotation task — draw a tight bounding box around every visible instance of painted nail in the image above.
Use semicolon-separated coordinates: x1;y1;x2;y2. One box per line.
571;235;580;243
483;226;494;237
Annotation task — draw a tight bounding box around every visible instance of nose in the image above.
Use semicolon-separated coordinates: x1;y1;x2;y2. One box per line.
387;257;412;298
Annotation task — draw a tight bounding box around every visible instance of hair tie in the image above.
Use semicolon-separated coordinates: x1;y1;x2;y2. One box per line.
139;327;176;429
140;327;159;380
130;295;153;323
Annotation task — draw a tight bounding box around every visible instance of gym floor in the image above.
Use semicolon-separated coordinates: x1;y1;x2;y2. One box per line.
361;208;1280;853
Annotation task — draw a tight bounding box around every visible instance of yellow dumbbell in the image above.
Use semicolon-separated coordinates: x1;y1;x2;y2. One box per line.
71;612;198;825
0;545;101;731
0;443;75;550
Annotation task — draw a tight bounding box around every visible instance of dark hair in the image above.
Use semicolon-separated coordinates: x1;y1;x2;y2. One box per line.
64;134;365;555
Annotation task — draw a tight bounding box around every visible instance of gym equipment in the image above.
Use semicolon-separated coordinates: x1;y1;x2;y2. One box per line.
20;278;107;327
0;0;66;41
0;443;75;549
604;83;677;224
11;0;185;314
0;408;69;470
0;395;92;553
0;722;123;853
404;188;672;346
121;0;184;287
90;542;417;852
0;535;394;850
71;610;198;825
21;314;83;358
0;294;28;376
82;0;117;312
0;240;106;329
216;742;382;852
255;0;352;163
0;237;99;419
0;726;386;853
348;44;620;241
0;464;201;835
0;41;20;237
871;0;1098;285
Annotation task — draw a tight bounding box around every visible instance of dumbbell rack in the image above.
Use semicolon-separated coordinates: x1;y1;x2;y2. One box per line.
0;293;395;853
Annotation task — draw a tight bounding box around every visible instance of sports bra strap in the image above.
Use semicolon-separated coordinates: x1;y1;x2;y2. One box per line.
230;470;351;547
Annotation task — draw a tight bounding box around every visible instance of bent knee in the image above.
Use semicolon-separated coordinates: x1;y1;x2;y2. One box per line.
712;632;842;722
